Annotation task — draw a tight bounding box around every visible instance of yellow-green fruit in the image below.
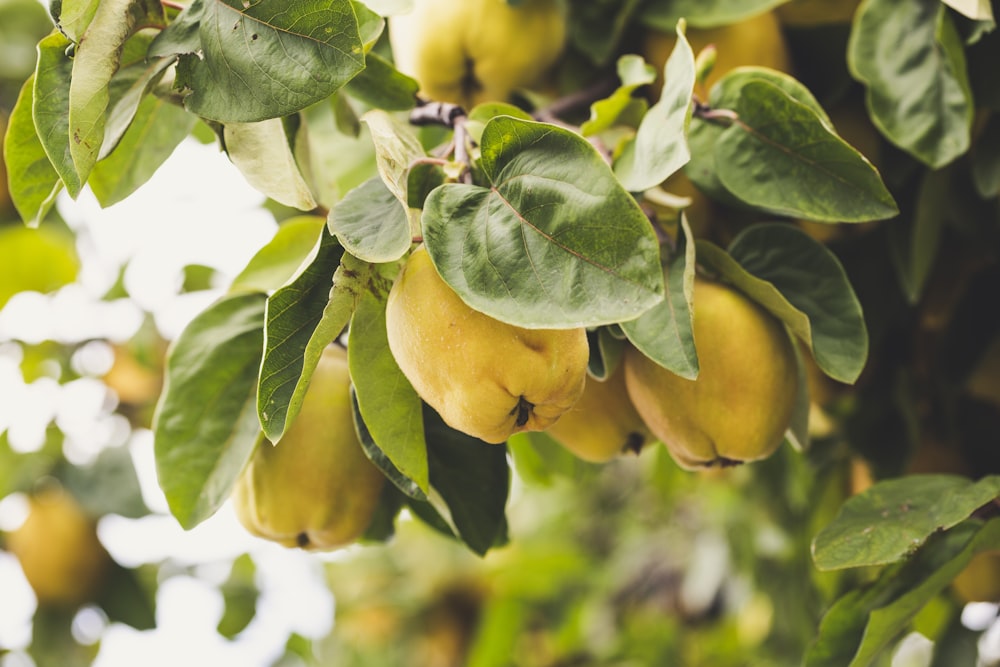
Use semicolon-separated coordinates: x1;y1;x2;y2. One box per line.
953;551;1000;603
6;487;111;608
388;0;567;109
624;276;798;469
641;11;791;98
546;366;650;463
776;0;862;27
232;345;385;551
385;246;589;444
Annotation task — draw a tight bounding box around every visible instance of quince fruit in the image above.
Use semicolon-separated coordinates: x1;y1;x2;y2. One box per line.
232;345;385;551
6;486;111;608
641;10;791;98
624;276;798;469
388;0;567;109
385;245;589;444
546;364;650;463
952;551;1000;603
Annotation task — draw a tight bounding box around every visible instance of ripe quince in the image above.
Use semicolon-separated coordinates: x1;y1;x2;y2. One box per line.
388;0;567;109
546;364;650;463
6;486;111;608
385;245;589;444
624;276;798;469
232;345;385;551
953;551;1000;603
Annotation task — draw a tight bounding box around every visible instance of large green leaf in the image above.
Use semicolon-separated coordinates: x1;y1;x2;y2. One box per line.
614;23;694;193
806;518;1000;667
713;80;898;222
151;0;365;122
812;474;1000;571
68;0;165;185
229;215;327;294
423;405;510;556
33;32;81;198
224;119;317;210
423;116;664;329
4;75;62;226
621;214;697;379
639;0;783;29
344;51;419;111
848;0;973;168
153;292;267;529
52;0;100;42
329;177;411;263
349;289;430;496
726;224;868;384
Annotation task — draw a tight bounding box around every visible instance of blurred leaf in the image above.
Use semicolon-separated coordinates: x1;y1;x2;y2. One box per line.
639;0;783;29
224;118;317;210
971;114;1000;198
0;429;63;498
349;289;430;496
696;225;867;384
887;169;947;304
149;0;365;122
424;116;664;329
300;100;377;208
4;75;62;226
59;445;148;519
330;177;411;263
217;554;258;639
179;264;218;293
423;404;510;556
344;51;419;110
621;213;697;378
581;54;655;137
507;430;599;487
229;215;326;294
33;32;81;198
812;475;1000;571
806;518;1000;667
0;226;78;309
569;0;644;64
614;24;693;192
360;481;405;543
29;607;97;667
848;0;973;168
96;561;157;630
153;292;266;529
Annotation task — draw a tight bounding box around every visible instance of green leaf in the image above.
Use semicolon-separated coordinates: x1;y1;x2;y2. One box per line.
351;389;426;500
229;215;327;294
153;292;267;529
3;75;62;226
887;169;947;305
812;475;1000;571
0;226;79;309
96;562;157;631
423;404;510;556
59;445;148;519
89;91;196;207
152;0;365;122
349;289;430;496
362;108;425;205
329;177;411;263
224;119;317;211
52;0;100;42
98;53;178;161
257;232;364;442
216;554;258;639
639;0;784;29
344;51;419;110
423;116;665;329
713;80;898;222
724;223;869;384
972;115;1000;198
300;99;378;208
68;0;165;185
580;54;655;137
806;518;1000;667
621;213;697;378
614;23;694;192
848;0;973;168
569;0;645;65
34;32;82;198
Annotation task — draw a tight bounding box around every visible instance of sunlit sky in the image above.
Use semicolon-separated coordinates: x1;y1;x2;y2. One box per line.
0;138;341;666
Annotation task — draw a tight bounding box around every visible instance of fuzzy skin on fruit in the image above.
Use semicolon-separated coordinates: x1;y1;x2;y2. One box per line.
6;487;111;608
546;364;650;463
624;276;798;469
385;246;589;444
232;345;385;551
388;0;567;109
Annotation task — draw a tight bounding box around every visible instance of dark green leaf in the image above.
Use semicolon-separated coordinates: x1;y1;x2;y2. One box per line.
59;445;148;519
423;116;664;329
3;75;62;226
349;289;430;495
155;0;365;122
96;562;157;631
229;216;327;294
614;23;693;193
350;388;426;500
621;213;697;378
726;223;868;383
423;404;510;556
887;169;947;304
344;51;419;110
33;32;81;198
639;0;784;29
153;292;266;529
971;114;1000;198
848;0;973;168
569;0;645;65
330;177;411;263
812;474;1000;571
714;80;898;222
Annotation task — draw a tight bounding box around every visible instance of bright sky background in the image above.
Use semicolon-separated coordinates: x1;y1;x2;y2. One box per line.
0;138;343;667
